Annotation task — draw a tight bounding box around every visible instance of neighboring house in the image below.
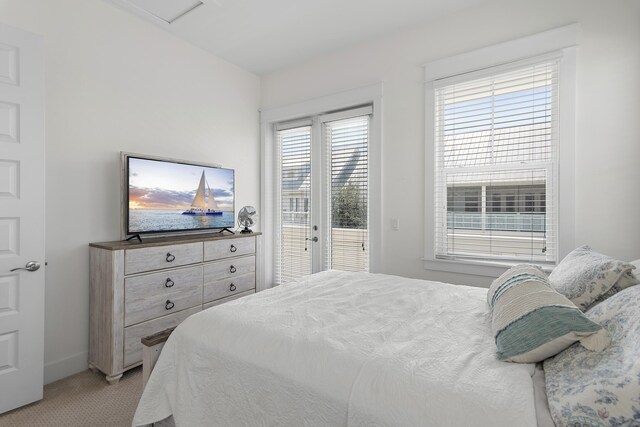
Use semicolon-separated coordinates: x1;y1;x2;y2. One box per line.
282;150;367;227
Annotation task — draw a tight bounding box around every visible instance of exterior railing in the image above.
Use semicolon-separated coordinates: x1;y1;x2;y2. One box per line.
282;211;310;226
279;224;368;283
447;212;546;232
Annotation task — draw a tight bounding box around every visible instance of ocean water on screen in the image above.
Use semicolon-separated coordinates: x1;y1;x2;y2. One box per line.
129;210;235;233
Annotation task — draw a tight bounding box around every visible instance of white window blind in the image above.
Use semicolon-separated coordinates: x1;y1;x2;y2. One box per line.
434;57;559;264
323;115;369;272
274;124;312;284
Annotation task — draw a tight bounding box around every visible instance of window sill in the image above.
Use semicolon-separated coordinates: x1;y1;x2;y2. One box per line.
422;257;554;278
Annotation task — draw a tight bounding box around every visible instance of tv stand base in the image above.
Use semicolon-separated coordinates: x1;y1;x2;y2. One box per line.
125;234;142;243
219;228;235;235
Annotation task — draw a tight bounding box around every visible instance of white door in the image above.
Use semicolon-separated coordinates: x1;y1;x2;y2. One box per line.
273;107;370;284
0;22;45;413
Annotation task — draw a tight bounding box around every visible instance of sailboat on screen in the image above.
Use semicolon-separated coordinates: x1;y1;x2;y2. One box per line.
182;171;223;216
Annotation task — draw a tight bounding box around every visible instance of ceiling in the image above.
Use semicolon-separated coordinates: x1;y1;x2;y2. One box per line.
104;0;484;75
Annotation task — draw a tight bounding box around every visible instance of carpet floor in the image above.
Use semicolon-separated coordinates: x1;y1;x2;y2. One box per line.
0;368;143;426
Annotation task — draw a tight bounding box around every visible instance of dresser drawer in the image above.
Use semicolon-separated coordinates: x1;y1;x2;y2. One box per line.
123;306;200;367
125;242;202;275
204;237;255;261
204;255;255;283
204;272;255;303
203;289;254;310
124;265;203;327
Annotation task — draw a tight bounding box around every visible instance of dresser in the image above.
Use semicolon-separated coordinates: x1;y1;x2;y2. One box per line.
89;233;260;384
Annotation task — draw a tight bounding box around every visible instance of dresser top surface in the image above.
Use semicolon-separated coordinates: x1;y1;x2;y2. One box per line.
90;232;261;251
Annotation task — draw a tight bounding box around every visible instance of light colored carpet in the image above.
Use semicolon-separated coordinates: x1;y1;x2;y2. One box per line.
0;368;143;426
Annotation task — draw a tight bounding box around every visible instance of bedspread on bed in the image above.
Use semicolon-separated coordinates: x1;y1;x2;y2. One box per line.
132;271;537;427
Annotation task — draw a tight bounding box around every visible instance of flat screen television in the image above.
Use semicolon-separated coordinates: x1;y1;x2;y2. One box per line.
122;153;235;237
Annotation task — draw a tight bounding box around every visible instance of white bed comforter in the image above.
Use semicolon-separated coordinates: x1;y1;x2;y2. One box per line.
133;271;537;427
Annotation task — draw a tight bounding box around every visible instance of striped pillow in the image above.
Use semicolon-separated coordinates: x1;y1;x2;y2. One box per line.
488;265;610;363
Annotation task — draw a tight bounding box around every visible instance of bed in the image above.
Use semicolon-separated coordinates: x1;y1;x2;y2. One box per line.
132;270;545;426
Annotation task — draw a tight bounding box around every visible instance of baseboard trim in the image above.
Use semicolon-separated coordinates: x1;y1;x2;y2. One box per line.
44;351;88;384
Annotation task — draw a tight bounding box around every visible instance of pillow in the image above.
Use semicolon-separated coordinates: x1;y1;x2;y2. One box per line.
549;245;638;311
584;258;640;310
624;258;640;285
543;285;640;427
488;264;610;363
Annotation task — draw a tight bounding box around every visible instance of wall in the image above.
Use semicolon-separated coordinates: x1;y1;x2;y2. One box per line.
0;0;260;383
261;0;640;288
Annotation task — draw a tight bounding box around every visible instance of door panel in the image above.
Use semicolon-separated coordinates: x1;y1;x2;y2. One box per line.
0;23;45;414
275;125;313;283
323;115;369;272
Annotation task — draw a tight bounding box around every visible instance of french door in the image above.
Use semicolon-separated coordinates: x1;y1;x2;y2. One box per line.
274;106;371;284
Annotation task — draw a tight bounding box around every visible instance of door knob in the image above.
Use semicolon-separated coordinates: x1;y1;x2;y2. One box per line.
10;261;41;272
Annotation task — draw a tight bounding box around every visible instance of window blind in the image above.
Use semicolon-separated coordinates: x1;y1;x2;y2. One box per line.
274;124;312;284
434;58;559;263
323;115;369;272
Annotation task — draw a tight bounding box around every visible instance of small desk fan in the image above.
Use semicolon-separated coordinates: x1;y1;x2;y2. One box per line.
237;206;257;234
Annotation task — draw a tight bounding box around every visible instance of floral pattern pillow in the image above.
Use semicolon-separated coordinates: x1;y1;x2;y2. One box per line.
543;285;640;427
549;245;638;311
586;259;640;311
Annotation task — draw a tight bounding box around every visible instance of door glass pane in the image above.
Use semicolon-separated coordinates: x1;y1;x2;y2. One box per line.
325;116;369;272
276;126;312;283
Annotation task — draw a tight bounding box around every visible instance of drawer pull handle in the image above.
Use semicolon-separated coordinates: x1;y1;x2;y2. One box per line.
229;283;237;292
166;253;176;262
230;245;237;253
229;265;237;274
165;278;174;288
165;300;175;310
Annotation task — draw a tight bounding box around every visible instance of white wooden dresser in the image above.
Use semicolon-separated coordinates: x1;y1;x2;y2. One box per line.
89;233;260;384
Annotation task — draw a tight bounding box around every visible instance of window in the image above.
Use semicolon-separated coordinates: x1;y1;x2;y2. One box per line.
484;185;546;214
433;57;560;264
423;27;576;275
447;187;481;213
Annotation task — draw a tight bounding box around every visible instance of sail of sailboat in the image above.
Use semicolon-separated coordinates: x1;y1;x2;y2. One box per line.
182;170;223;216
191;171;207;210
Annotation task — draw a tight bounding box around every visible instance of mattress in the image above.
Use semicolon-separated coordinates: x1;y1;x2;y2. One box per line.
133;270;539;426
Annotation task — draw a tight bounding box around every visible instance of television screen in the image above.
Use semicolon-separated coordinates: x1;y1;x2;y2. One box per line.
126;155;235;235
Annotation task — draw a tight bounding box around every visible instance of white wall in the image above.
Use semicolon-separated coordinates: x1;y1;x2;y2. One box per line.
0;0;260;383
261;0;640;287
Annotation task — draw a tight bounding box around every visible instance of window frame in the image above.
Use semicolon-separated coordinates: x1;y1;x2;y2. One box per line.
423;25;577;277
